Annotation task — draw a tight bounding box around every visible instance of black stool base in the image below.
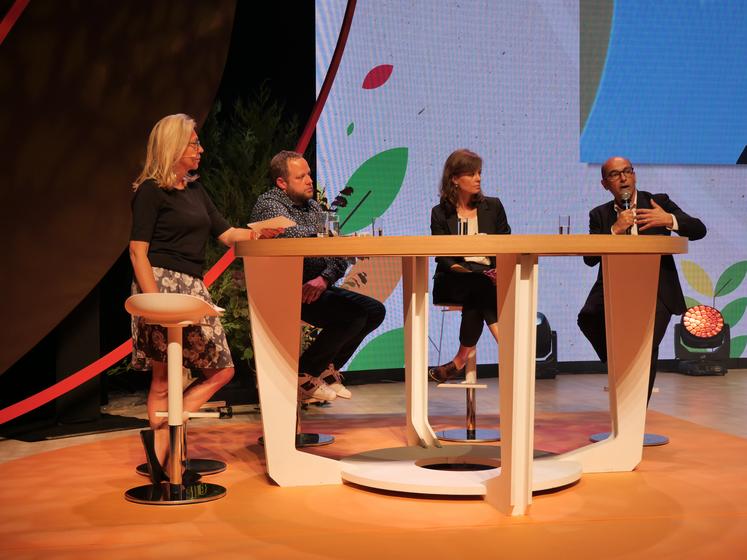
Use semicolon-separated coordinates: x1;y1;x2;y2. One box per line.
125;482;226;505
259;433;335;448
136;458;226;477
589;432;669;446
436;428;501;443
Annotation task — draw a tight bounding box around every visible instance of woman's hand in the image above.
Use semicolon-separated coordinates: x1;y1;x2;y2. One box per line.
450;263;471;273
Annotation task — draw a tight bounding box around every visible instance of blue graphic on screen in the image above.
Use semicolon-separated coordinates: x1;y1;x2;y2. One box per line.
581;2;747;164
316;0;747;368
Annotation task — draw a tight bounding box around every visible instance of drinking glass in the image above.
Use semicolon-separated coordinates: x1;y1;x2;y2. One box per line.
558;215;570;235
371;216;384;236
326;213;340;237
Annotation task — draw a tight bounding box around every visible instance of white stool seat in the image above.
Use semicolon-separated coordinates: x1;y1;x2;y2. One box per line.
125;293;223;326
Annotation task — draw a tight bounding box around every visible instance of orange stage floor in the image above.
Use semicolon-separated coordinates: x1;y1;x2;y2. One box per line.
1;411;746;559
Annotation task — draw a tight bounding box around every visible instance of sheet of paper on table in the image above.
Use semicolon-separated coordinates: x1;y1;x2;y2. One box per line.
247;216;297;231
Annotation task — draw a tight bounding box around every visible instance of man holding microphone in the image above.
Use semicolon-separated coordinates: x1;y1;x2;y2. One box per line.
577;156;707;403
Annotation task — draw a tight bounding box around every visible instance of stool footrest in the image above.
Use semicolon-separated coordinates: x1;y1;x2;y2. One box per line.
201;401;227;409
436;383;487;389
155;411;220;419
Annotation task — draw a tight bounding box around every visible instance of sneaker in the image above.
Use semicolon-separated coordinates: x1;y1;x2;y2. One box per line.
321;365;352;399
298;373;337;403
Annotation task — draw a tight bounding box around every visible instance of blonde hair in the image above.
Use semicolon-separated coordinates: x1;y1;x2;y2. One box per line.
133;113;198;190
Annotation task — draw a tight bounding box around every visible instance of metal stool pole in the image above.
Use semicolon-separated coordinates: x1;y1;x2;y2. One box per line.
436;350;500;442
259;402;334;447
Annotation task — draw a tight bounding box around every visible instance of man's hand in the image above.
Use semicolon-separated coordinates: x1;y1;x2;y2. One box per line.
450;263;471;273
483;268;497;286
612;208;636;235
302;276;329;304
637;199;673;231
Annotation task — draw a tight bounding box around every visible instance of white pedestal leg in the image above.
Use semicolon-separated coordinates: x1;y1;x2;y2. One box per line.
552;254;659;472
402;256;438;447
484;254;538;515
242;255;341;486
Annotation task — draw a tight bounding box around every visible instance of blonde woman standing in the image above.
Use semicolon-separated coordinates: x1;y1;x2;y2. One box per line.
129;113;280;482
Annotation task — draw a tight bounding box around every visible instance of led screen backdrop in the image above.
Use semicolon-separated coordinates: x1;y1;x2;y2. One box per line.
315;0;747;371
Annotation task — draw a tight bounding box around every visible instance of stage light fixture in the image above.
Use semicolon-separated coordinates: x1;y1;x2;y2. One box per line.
536;312;558;379
674;305;730;376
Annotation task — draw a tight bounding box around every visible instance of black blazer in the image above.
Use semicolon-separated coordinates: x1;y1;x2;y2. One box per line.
583;191;706;315
430;196;511;277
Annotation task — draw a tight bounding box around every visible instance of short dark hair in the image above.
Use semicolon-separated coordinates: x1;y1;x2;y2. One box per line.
270;150;304;183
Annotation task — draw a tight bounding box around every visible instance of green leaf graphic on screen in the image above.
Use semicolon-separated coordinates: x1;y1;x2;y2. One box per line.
347;327;404;371
730;335;747;358
337;147;408;234
714;261;747;297
347;122;354;136
721;297;747;329
681;260;713;298
683;296;702;309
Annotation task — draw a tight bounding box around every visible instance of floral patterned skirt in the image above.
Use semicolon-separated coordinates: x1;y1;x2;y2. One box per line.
130;267;234;371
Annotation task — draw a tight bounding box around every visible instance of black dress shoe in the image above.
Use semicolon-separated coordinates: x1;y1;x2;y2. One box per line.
428;361;466;383
140;429;167;484
140;429;202;486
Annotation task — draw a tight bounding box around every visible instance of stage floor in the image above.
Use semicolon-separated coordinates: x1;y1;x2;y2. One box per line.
0;371;746;559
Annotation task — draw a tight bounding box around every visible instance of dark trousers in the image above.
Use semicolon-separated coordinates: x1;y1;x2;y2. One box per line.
299;286;386;376
577;298;672;404
433;271;497;347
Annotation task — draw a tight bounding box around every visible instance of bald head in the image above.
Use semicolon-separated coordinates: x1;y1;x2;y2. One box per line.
601;156;632;179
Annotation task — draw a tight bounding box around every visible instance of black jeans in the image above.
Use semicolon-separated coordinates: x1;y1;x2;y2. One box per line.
299;286;386;376
433;271;497;347
577;298;672;404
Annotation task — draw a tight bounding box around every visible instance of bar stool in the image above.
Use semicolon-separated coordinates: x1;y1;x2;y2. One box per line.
259;321;335;448
432;304;500;443
124;293;227;505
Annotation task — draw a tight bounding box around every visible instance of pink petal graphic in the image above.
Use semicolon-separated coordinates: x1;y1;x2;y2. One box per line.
362;64;393;89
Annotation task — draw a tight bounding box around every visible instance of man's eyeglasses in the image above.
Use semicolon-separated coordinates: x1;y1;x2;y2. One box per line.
605;167;634;181
189;139;202;149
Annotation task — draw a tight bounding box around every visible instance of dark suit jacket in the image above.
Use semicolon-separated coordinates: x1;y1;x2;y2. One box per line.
582;190;706;315
430;196;511;277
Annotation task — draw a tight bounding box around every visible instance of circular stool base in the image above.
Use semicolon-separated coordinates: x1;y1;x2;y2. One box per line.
589;432;670;446
258;433;335;448
136;458;226;477
125;482;226;505
436;428;500;443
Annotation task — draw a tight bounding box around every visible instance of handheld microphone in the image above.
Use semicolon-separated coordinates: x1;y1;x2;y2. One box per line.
619;188;633;234
620;188;632;210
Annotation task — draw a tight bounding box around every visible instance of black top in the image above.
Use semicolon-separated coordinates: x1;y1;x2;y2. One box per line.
430;196;511;276
250;187;349;284
582;190;706;315
130;179;230;278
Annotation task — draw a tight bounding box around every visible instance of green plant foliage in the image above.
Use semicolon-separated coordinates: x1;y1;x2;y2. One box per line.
714;260;747;297
199;85;303;372
721;297;747;329
730;335;747;358
337;147;408;234
347;328;404;371
681;260;713;298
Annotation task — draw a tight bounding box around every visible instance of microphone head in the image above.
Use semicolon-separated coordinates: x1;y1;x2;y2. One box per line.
620;188;632;209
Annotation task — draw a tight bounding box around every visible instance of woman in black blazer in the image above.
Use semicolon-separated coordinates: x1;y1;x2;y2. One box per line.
429;149;511;382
